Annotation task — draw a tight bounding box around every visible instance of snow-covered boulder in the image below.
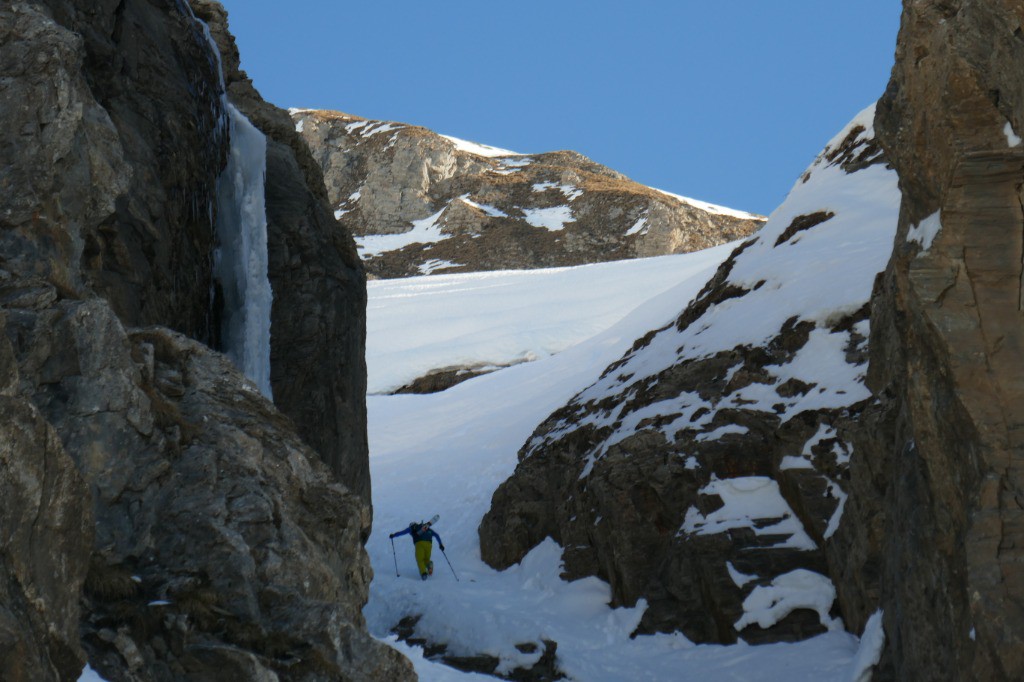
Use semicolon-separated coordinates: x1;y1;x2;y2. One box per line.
479;105;899;645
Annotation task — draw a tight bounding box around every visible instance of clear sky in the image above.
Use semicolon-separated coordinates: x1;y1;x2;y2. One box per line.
218;1;901;217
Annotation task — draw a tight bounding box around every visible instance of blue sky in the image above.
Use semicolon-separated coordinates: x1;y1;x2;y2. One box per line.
219;1;900;216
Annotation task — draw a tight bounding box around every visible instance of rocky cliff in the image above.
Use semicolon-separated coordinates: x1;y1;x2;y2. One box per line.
193;2;371;507
479;107;899;645
291;109;765;279
481;2;1024;678
835;1;1024;679
0;1;410;680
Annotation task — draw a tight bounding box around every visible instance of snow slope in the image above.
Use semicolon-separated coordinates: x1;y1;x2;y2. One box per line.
364;105;894;680
365;257;882;679
525;103;897;475
365;255;871;680
367;252;736;394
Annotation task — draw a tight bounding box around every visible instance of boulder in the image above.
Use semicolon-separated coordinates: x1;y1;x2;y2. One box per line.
480;114;897;645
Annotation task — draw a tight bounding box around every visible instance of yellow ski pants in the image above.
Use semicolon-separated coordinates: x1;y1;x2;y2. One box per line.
415;540;433;576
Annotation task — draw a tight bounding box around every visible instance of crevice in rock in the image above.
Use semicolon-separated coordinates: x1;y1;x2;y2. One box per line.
1017;185;1024;312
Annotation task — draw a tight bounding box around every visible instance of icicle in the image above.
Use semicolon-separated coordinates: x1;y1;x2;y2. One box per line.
183;3;274;399
213;105;273;399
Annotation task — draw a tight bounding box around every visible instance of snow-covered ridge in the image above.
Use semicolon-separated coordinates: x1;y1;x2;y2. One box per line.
544;103;897;456
652;186;764;221
440;133;521;157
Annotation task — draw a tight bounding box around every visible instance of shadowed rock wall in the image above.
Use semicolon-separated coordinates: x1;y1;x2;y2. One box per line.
192;1;371;507
835;1;1024;679
2;0;224;338
0;0;407;679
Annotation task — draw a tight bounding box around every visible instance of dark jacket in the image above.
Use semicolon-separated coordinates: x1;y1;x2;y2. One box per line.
392;523;443;547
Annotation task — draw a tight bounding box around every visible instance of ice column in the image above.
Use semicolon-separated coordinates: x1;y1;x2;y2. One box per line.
188;6;274;399
213;104;274;399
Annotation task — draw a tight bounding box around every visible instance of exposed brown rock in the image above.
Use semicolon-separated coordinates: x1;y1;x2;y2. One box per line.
836;2;1024;678
292;109;765;278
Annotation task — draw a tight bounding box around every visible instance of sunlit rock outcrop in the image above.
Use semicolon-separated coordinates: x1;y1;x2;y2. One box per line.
480;108;899;645
292;109;765;278
836;1;1024;679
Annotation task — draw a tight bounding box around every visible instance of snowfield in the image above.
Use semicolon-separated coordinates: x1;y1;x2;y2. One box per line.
366;250;736;395
365;106;892;681
365;252;872;681
365;248;882;680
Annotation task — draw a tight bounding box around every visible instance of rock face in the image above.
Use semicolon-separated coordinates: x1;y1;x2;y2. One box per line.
479;110;899;645
834;1;1024;680
0;1;409;680
0;329;93;682
0;0;223;340
191;0;371;514
2;291;411;681
292;109;765;278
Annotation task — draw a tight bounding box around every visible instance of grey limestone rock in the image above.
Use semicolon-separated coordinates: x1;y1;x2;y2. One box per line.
192;1;371;506
292;109;766;279
2;294;412;681
0;0;409;679
0;344;93;682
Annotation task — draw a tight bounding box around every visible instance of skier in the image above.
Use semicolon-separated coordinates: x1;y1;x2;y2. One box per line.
390;517;444;580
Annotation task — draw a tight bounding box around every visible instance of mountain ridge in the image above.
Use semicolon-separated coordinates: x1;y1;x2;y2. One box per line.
291;108;765;278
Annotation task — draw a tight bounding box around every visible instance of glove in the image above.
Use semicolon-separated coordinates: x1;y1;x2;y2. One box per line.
389;533;395;539
439;544;445;551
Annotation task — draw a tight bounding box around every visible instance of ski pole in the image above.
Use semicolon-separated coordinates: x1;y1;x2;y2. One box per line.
440;547;459;582
391;537;400;577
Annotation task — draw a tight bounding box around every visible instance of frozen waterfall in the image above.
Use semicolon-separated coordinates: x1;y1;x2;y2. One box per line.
187;5;274;399
213;104;274;399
